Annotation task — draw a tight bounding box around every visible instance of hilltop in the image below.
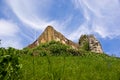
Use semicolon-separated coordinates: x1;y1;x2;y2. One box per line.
28;25;103;54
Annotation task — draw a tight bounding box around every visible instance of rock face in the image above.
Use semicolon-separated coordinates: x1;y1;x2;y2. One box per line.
28;26;79;49
88;35;103;53
79;35;103;53
28;25;103;53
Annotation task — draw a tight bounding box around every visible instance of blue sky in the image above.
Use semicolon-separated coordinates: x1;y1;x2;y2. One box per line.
0;0;120;57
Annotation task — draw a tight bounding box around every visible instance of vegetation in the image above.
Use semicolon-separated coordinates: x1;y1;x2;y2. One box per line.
23;41;82;56
79;35;90;51
20;54;120;80
0;47;22;80
0;41;120;80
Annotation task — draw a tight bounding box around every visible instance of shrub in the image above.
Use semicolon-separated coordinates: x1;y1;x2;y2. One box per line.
48;41;69;56
79;35;90;51
31;41;72;56
0;47;22;80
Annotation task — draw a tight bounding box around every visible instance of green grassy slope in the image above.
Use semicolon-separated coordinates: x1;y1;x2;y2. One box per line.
20;55;120;80
1;41;120;80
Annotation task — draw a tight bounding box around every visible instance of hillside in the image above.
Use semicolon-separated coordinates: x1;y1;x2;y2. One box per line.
0;26;119;80
0;42;120;80
20;55;120;80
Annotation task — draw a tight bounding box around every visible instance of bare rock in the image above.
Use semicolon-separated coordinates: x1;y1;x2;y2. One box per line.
28;26;103;54
79;34;103;53
28;26;79;49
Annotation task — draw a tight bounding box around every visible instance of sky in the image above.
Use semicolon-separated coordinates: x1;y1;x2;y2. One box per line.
0;0;120;57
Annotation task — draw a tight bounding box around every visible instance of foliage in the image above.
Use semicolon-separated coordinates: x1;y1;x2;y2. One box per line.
81;41;89;51
0;47;22;80
79;35;90;51
0;41;120;80
23;41;82;56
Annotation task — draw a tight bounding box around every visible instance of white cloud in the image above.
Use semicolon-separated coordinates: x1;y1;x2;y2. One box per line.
0;19;22;49
4;0;74;48
5;0;74;42
68;23;91;40
1;37;23;49
71;0;120;39
6;0;57;30
5;0;120;42
0;19;19;37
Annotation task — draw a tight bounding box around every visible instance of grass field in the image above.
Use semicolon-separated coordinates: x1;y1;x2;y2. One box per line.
20;55;120;80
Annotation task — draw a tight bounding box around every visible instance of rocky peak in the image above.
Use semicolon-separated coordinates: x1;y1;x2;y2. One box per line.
45;25;54;30
79;34;103;53
28;26;103;53
28;26;79;49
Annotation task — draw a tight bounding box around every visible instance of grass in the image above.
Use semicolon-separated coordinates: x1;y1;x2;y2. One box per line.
20;54;120;80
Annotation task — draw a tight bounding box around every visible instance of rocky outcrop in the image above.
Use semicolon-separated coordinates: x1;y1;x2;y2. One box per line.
88;35;103;53
28;26;79;49
79;35;103;53
28;26;103;53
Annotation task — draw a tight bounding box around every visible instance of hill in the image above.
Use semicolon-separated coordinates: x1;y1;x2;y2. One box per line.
28;26;103;54
1;26;119;80
0;42;120;80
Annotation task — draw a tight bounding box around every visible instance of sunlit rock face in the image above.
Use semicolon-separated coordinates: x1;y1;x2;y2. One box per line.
28;26;79;49
28;25;103;53
88;35;103;53
79;35;103;53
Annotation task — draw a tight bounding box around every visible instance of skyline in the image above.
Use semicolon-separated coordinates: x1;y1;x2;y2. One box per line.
0;0;120;57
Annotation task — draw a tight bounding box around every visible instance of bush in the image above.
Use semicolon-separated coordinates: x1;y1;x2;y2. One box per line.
48;41;69;56
31;41;72;56
0;47;22;80
67;48;81;56
79;35;90;51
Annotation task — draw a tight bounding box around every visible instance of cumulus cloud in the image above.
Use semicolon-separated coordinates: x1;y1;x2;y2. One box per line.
70;0;120;40
0;19;22;49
